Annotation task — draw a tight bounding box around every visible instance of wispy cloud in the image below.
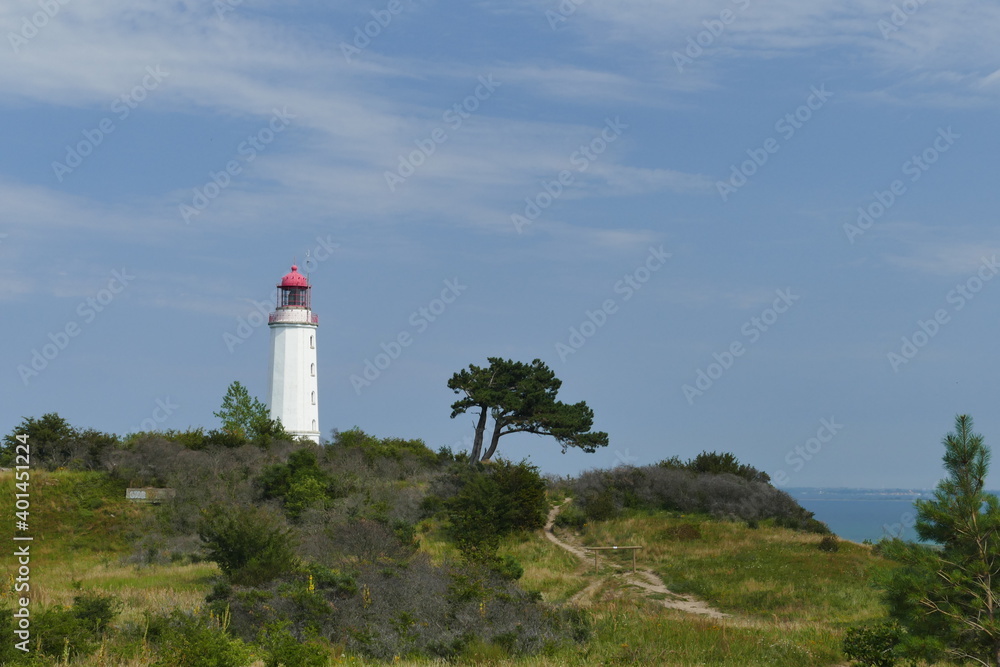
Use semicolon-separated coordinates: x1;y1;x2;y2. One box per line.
510;0;1000;104
886;241;1000;276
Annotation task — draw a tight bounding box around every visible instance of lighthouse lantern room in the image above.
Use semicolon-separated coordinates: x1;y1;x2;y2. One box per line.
267;265;320;443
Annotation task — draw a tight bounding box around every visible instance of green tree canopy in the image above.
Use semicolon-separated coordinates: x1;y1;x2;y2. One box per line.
198;504;298;586
877;414;1000;666
2;413;117;470
258;448;339;520
447;357;608;462
213;381;289;446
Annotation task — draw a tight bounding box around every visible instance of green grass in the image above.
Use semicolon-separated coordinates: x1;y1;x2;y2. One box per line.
418;508;886;665
1;470;213;625
578;512;880;624
1;471;907;665
498;532;589;603
1;470;140;556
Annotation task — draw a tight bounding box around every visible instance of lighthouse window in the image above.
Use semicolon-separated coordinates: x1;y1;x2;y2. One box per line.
311;391;316;405
310;335;314;349
281;288;308;307
312;420;317;430
311;363;315;376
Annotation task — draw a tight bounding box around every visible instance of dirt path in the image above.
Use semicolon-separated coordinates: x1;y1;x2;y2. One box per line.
545;500;729;619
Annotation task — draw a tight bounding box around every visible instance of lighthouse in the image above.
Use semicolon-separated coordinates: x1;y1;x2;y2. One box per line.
267;265;320;443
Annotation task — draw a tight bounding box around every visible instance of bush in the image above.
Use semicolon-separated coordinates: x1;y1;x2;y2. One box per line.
198;504;299;585
818;535;840;552
494;554;525;581
569;464;827;531
258;447;338;520
1;413;119;470
332;427;439;465
685;451;771;483
31;607;96;660
842;622;904;667
70;590;122;633
442;459;547;552
214;553;582;662
0;592;120;662
553;502;587;531
258;621;330;667
148;610;252;667
664;523;702;541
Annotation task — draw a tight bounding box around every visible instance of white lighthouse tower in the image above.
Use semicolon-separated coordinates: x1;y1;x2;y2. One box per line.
267;265;320;443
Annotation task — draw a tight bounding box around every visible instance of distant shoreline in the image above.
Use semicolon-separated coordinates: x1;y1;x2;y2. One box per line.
785;488;951;543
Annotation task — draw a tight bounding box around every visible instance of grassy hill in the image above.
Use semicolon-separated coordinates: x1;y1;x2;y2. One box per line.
2;467;898;666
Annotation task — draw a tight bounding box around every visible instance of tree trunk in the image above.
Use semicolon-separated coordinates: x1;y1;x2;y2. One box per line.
481;420;503;461
469;406;488;463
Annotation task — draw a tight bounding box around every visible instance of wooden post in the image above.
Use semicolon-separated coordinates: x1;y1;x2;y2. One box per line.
584;546;642;575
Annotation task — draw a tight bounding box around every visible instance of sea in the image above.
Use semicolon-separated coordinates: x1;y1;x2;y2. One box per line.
786;488;938;543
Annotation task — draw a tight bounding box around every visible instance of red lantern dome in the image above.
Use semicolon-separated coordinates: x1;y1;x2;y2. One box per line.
280;265;309;288
275;265;311;310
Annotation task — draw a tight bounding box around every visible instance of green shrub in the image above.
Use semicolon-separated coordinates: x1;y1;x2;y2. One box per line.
258;621;330;667
259;447;339;520
198;504;299;585
842;622;904;667
32;606;97;660
818;535;840;552
149;610;252;667
204;429;249;449
581;489;618;521
70;590;122;633
664;523;702;541
443;459;547;553
656;451;770;483
304;562;358;596
494;554;524;581
333;427;438;465
686;450;771;483
9;591;123;661
553;502;587;531
572;463;826;530
1;413;118;470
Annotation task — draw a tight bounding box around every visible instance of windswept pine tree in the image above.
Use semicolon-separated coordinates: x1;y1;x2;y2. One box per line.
447;357;608;463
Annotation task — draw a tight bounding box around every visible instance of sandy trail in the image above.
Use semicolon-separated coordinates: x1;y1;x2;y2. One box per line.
544;500;729;618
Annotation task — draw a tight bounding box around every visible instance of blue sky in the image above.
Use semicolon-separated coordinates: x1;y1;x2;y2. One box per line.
3;0;1000;488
